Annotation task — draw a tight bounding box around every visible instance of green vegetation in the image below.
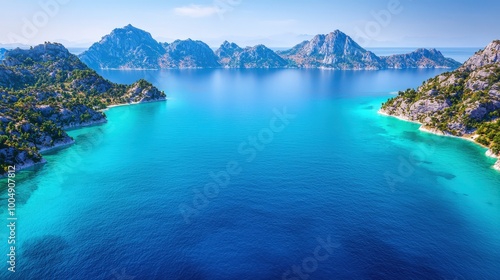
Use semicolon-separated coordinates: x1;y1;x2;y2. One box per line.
477;120;500;154
381;43;500;158
0;43;166;174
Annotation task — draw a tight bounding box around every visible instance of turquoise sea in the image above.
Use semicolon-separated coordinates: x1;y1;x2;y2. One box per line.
1;68;500;279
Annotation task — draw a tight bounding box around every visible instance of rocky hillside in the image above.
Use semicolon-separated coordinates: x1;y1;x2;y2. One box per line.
79;24;166;69
278;30;384;69
160;39;220;68
79;25;460;70
215;41;243;66
381;40;500;169
382;48;461;69
0;43;166;174
216;42;287;68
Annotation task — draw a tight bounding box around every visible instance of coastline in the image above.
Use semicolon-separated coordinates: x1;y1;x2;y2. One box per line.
103;97;168;111
5;98;168;177
378;109;500;171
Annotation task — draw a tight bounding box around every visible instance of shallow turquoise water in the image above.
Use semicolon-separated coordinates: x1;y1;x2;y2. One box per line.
1;69;499;279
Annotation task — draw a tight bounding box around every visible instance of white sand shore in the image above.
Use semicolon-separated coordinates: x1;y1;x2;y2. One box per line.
378;109;500;171
103;98;168;111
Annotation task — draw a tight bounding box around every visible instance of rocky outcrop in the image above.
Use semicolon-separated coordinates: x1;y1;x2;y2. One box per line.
381;40;500;170
461;40;500;71
216;43;287;68
382;48;461;69
124;79;166;103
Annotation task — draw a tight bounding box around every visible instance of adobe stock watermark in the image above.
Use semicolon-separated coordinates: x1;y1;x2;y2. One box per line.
7;0;71;45
353;0;413;46
179;107;296;224
214;0;242;19
282;235;340;280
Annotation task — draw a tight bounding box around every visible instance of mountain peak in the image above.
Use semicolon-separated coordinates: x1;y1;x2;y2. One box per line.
79;25;165;69
329;29;345;36
462;40;500;71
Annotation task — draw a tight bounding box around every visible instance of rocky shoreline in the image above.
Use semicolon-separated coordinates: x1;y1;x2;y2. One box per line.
2;99;167;178
378;109;500;171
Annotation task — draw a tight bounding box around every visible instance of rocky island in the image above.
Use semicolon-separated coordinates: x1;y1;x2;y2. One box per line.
79;25;461;70
0;43;166;175
216;42;288;68
380;40;500;170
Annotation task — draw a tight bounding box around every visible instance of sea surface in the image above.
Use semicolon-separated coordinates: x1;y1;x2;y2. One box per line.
1;68;499;279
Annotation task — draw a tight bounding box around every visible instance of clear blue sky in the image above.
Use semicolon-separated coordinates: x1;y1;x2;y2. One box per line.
0;0;498;48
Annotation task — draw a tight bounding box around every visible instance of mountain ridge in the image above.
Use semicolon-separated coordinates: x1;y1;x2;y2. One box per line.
78;25;461;70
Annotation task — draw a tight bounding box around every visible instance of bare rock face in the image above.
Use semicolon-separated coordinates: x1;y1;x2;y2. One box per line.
461;41;500;71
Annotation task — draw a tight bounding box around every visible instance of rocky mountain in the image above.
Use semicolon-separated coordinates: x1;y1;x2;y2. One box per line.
79;24;166;69
278;30;384;69
382;48;461;69
215;41;243;66
278;30;461;70
0;48;6;60
0;43;166;174
380;40;500;169
79;26;460;70
160;39;220;68
216;42;287;68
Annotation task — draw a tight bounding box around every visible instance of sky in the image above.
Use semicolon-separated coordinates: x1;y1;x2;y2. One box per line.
0;0;499;48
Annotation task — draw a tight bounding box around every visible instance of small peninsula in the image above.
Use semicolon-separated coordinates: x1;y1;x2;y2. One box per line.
0;43;166;175
380;40;500;170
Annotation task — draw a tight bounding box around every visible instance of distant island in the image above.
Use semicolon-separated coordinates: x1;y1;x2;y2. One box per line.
79;24;461;70
380;40;500;170
0;43;166;175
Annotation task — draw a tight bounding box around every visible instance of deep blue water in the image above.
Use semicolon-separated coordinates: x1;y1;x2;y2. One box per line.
1;69;500;279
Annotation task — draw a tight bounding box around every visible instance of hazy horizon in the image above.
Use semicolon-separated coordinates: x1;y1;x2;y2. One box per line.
1;0;499;49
